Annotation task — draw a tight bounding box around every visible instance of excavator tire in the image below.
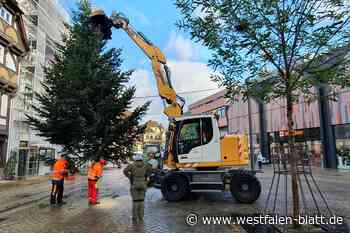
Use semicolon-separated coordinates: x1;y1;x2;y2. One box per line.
161;173;190;202
230;171;261;204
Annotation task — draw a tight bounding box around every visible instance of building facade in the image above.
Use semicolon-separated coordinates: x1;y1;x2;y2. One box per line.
188;89;229;136
142;120;166;148
6;0;69;178
191;87;350;169
133;120;166;156
0;0;28;174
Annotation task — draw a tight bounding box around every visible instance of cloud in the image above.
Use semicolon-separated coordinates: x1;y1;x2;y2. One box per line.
128;61;220;126
128;69;168;126
128;69;155;97
165;31;204;61
124;6;151;27
168;60;220;108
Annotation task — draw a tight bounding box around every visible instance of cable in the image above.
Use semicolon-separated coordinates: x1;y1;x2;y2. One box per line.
132;88;219;99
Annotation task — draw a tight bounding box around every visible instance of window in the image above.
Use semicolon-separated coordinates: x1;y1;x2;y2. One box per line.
29;40;37;50
217;106;226;118
24;85;33;109
0;45;4;64
0;7;13;24
30;0;39;10
28;15;38;26
6;53;16;71
202;117;213;144
1;95;8;117
177;119;201;155
26;66;35;75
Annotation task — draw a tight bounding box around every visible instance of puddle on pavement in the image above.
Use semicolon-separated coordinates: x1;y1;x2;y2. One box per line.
0;217;9;223
112;193;120;199
38;203;49;209
16;193;32;198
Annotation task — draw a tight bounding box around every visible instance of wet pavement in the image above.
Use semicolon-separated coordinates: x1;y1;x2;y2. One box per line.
0;166;348;233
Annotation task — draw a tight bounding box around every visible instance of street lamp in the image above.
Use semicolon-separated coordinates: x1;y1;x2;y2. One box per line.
245;78;256;171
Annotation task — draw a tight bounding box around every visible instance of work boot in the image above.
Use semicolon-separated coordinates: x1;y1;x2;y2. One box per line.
88;202;99;206
57;201;67;207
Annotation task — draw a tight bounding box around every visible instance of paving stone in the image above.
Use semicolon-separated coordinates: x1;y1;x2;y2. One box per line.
0;167;348;233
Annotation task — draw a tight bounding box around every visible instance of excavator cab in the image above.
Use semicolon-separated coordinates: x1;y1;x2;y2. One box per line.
171;115;221;165
165;114;250;169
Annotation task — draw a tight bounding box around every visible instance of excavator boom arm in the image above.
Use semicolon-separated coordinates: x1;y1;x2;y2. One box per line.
90;9;182;168
108;12;185;118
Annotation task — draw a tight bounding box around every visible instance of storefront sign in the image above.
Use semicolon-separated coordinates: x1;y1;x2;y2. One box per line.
279;129;304;137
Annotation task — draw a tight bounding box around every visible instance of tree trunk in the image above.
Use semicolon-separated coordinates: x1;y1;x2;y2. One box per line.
0;166;5;180
286;94;300;227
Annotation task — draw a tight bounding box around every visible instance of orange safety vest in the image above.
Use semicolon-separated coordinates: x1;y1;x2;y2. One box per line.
88;162;103;181
52;158;68;180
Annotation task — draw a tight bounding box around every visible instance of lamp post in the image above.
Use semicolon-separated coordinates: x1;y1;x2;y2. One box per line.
247;93;256;171
246;78;256;171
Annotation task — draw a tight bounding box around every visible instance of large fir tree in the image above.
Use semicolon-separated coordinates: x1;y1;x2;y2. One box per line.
27;1;149;163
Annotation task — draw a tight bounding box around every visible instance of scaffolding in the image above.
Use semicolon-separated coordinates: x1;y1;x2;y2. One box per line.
7;0;68;165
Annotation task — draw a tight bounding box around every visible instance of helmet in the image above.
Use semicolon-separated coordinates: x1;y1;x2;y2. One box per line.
133;154;143;161
57;149;66;157
100;159;107;165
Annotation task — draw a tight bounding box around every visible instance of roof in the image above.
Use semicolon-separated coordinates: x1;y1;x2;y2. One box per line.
6;0;24;14
147;120;160;128
174;114;214;121
189;89;227;109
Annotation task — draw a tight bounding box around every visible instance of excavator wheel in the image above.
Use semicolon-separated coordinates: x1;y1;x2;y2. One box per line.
230;171;261;204
161;173;190;202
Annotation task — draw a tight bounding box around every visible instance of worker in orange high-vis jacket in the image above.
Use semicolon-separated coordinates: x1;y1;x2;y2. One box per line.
50;151;68;206
88;158;107;205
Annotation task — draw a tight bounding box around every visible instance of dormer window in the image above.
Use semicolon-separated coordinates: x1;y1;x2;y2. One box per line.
0;7;13;25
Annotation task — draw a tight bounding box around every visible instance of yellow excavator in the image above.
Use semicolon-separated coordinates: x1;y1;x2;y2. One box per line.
90;9;261;203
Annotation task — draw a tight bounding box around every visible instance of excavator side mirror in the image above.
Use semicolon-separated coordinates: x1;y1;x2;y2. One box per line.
90;9;113;40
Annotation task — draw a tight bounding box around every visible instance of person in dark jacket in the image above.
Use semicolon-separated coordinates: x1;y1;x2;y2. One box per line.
123;155;152;224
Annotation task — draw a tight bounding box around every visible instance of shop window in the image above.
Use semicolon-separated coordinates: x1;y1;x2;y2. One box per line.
6;53;17;71
0;7;13;25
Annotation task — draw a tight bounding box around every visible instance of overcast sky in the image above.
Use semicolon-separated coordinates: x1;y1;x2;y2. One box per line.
59;0;220;126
